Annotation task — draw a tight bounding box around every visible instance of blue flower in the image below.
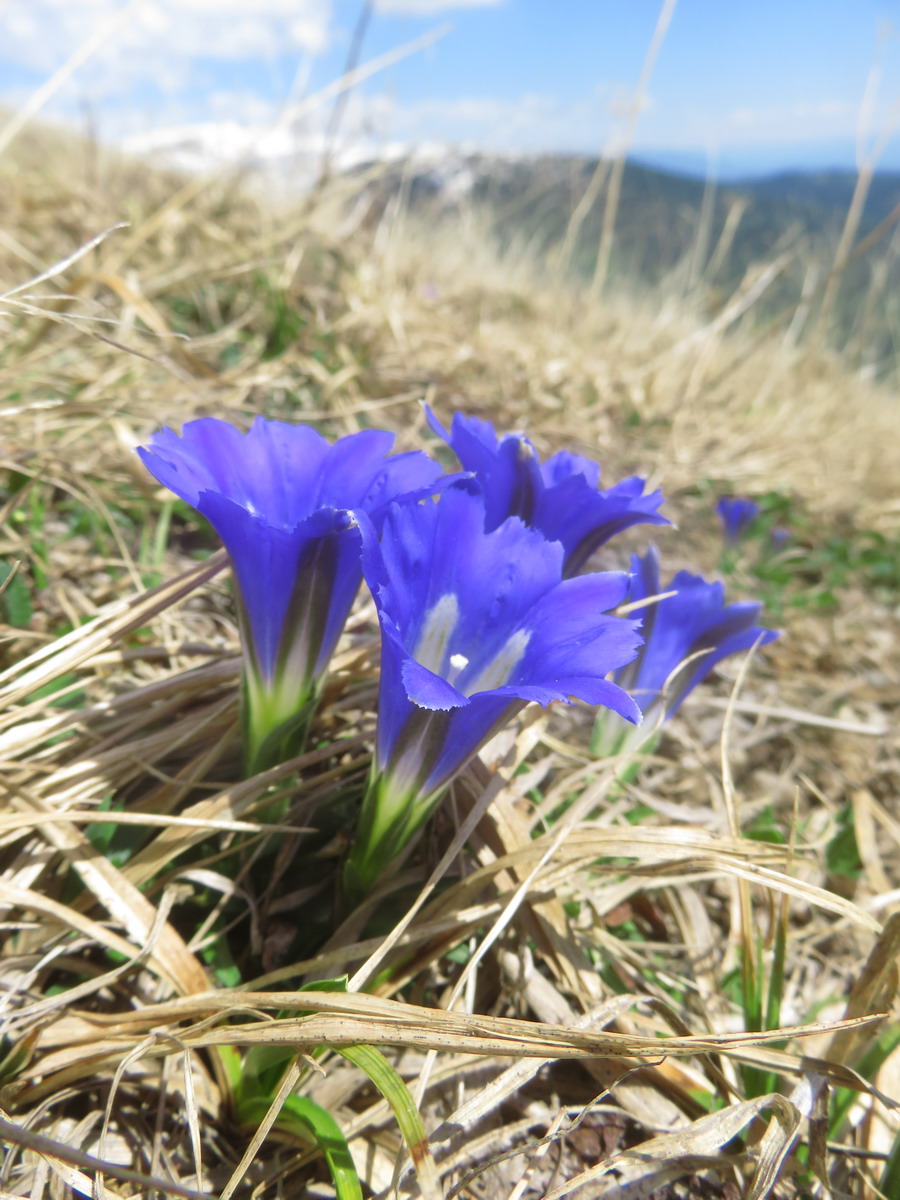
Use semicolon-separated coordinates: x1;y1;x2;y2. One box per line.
138;416;444;772
426;407;669;575
343;487;643;898
716;496;760;545
615;546;778;720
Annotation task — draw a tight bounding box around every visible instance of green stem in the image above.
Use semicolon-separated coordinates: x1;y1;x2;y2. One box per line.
342;768;442;907
243;672;318;776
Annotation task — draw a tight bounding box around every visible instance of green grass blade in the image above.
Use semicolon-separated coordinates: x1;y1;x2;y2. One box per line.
338;1044;442;1200
237;1094;362;1200
879;1126;900;1198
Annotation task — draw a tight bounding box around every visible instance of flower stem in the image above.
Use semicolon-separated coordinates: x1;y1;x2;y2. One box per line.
243;672;318;776
342;768;440;907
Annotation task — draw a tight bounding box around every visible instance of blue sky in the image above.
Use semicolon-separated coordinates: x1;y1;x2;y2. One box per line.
3;0;900;176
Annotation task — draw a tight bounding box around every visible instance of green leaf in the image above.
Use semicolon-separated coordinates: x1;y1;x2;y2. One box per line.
338;1045;441;1200
829;1022;900;1138
0;1027;40;1086
236;1093;362;1200
0;561;33;627
238;978;352;1100
230;979;437;1199
879;1125;900;1198
297;976;350;996
200;937;243;989
826;806;863;880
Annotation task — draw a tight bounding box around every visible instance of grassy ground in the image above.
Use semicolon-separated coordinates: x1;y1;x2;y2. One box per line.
0;123;898;1199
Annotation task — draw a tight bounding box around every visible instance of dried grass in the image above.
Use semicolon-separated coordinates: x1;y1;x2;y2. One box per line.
0;120;897;1199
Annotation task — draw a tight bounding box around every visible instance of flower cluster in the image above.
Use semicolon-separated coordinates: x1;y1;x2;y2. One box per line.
139;410;776;897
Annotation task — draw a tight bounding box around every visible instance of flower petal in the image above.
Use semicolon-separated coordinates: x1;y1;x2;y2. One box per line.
426;406;669;573
541;448;600;489
138;417;332;530
535;475;669;576
618;548;778;715
365;486;566;675
717;496;761;543
425;406;544;528
199;492;355;680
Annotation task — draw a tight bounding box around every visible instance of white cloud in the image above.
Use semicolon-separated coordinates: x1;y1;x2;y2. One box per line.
374;0;502;12
715;99;863;145
361;85;890;161
0;0;337;148
378;88;660;157
1;0;332;80
727;100;854;130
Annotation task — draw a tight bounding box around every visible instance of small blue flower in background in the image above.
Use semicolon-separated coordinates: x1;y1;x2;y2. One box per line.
343;486;643;899
138;416;444;773
426;407;669;576
593;546;777;757
717;496;760;545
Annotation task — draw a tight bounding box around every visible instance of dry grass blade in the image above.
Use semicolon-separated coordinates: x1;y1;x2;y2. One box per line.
0;809;309;838
348;768;512;991
218;1056;305;1200
591;0;679;295
0;550;227;711
542;1094;800;1200
428;824;881;932
828;911;900;1067
34;989;882;1061
6;792;210;997
0;225;129;302
0;1111;213;1200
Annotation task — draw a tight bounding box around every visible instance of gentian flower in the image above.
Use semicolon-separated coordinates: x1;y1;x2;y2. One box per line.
343;486;643;899
592;546;778;756
138;416;444;773
426;406;669;576
717;496;760;545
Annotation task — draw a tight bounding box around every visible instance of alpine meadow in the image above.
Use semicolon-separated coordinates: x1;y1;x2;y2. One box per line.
0;43;899;1200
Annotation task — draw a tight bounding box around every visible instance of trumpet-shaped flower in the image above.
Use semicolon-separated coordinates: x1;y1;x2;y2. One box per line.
593;546;777;757
716;496;760;545
426;407;669;575
343;487;643;899
138;416;444;772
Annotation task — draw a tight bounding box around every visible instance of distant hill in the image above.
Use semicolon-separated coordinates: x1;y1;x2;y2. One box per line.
359;153;900;373
736;169;900;228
